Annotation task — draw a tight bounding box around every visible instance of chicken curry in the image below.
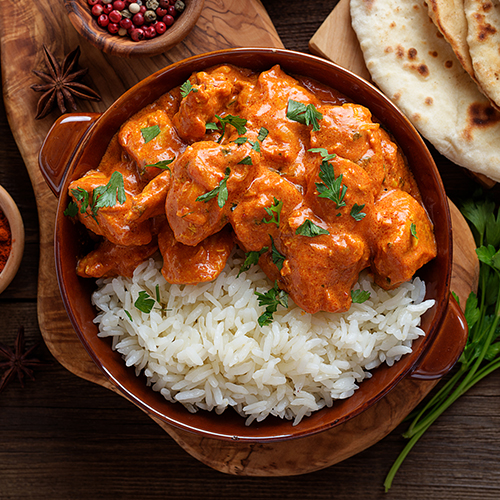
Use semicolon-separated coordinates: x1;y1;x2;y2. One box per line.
67;64;437;315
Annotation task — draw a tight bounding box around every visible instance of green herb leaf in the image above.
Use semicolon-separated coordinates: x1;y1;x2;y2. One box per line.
141;125;161;143
410;222;418;239
180;80;198;98
257;127;269;142
308;147;336;162
314;159;347;209
195;167;230;208
63;201;79;217
134;291;155;314
205;122;219;132
124;310;133;322
232;137;248;145
144;159;174;171
238;155;253;165
255;281;289;326
351;289;371;304
70;187;90;214
351;203;366;221
270;236;285;271
262;197;283;227
295;219;330;237
286;100;323;131
238;247;268;276
92;171;126;215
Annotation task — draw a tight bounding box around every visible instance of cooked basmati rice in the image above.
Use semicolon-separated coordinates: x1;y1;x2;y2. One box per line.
92;252;435;426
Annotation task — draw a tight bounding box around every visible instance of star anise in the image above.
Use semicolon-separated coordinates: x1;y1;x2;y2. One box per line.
0;326;47;394
31;45;101;120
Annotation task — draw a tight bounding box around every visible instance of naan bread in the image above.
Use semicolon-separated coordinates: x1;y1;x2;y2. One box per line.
350;0;500;182
464;0;500;109
426;0;475;77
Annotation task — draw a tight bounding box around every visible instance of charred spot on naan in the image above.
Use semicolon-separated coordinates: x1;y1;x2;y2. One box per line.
463;102;500;140
472;12;497;41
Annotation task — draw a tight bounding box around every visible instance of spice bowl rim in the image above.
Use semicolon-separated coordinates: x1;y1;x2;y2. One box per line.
63;0;205;58
0;184;25;295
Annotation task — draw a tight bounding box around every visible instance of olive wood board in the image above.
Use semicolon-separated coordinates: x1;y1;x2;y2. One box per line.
0;0;478;477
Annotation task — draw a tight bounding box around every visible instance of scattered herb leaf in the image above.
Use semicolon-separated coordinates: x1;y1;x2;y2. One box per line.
63;201;79;217
410;222;418;239
351;203;366;221
351;289;371;304
141;125;161;143
263;197;283;227
144;159;174;171
286;99;323;131
134;291;156;314
195;167;231;208
238;155;253;165
238;247;268;277
315;158;347;209
255;281;289;327
124;310;133;322
270;237;285;271
257;127;269;142
308;147;336;162
296;219;330;237
180;80;198;98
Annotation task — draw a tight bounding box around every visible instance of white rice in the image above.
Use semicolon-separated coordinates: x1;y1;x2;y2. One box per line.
92;252;435;426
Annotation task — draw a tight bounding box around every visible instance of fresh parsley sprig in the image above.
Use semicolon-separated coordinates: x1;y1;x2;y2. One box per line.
195;167;231;208
286;99;323;131
296;219;329;237
255;281;289;327
141;125;161;143
180;80;198;98
384;194;500;491
206;114;247;142
262;197;283;227
238;247;268;277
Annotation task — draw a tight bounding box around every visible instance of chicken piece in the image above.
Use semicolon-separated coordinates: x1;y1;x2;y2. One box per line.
244;65;317;187
158;223;234;284
230;167;304;251
367;189;437;289
76;239;158;278
166;141;258;246
276;206;370;314
173;65;255;143
304;154;375;229
126;168;172;225
68;170;153;247
118;108;185;183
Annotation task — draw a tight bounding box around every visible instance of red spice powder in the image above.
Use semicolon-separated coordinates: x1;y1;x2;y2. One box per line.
0;208;12;273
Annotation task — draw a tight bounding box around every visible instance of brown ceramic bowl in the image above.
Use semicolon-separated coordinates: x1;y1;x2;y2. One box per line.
0;184;25;294
64;0;205;58
39;48;467;442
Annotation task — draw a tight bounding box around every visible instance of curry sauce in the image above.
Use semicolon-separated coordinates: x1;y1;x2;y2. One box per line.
69;64;437;314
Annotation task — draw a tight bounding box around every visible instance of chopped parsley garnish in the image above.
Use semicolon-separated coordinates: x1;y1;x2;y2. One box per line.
180;80;198;98
124;310;133;321
255;281;289;327
141;125;161;143
350;203;366;221
351;289;371;304
262;197;283;227
206;114;247;142
295;219;330;237
67;186;89;215
238;247;268;276
270;237;285;271
63;200;79;217
310;149;347;209
286;99;323;131
144;159;174;171
257;127;269;142
238;155;253;165
195;167;230;208
410;222;418;239
134;290;156;314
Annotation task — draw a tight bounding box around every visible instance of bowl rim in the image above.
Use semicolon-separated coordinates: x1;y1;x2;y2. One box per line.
63;0;206;58
54;47;453;441
0;184;25;294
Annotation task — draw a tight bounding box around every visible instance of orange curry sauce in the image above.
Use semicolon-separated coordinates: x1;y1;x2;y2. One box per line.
69;64;437;314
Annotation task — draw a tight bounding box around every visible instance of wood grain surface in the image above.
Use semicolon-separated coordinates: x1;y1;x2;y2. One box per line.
2;0;500;498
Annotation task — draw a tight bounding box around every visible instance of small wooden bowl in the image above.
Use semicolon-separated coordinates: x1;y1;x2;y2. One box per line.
0;185;25;294
64;0;205;58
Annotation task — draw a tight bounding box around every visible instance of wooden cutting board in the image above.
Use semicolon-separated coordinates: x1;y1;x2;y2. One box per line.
0;0;478;476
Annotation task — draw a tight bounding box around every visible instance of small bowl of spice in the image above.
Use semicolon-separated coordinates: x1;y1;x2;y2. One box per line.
0;185;25;294
64;0;205;58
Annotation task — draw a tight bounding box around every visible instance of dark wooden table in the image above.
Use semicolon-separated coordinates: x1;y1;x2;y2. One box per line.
1;1;500;498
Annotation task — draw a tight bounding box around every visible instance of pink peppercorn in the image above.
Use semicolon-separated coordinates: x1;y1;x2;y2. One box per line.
88;0;100;6
155;21;167;34
113;0;126;10
108;9;122;23
91;4;104;16
119;17;133;29
108;22;120;34
129;28;145;41
132;12;145;26
97;14;109;27
143;25;156;38
156;7;167;17
162;14;174;26
103;4;113;14
167;5;176;16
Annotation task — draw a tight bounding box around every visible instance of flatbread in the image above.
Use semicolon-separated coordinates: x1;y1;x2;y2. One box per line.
464;0;500;109
350;0;500;183
426;0;475;77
